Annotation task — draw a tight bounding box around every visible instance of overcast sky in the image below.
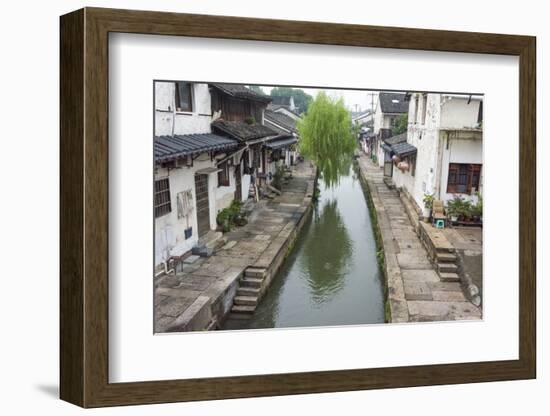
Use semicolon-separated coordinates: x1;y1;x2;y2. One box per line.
259;86;479;113
261;86;381;113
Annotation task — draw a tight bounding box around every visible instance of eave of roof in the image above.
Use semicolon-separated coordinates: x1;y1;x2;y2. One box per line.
265;136;297;150
264;109;297;133
211;83;272;103
154;133;239;163
391;141;417;157
269;104;302;118
212;119;278;142
383;132;407;145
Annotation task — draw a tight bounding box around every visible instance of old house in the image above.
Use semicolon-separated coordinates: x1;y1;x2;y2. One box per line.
392;93;483;210
372;92;409;168
268;96;301;120
381;132;409;178
154;81;241;269
351;110;373;130
263;109;299;169
209;83;280;199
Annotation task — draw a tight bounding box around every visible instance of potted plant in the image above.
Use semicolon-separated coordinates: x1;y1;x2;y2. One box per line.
422;193;434;220
472;192;483;223
461;200;474;222
446;196;461;224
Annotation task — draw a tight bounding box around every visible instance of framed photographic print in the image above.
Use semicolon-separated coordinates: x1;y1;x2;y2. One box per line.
60;7;536;408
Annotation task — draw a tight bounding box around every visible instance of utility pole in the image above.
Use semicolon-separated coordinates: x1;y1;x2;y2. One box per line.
365;92;378;161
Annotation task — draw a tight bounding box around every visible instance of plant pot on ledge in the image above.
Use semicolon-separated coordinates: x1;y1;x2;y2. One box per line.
422;207;432;222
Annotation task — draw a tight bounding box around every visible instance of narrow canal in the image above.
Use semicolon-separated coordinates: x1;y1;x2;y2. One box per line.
223;164;385;330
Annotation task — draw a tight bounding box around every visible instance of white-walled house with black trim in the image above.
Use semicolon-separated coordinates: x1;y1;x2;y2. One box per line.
372;92;409;168
391;93;483;211
154;82;282;271
154;81;243;270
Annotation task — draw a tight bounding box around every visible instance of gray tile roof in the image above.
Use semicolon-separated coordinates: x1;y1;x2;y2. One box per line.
212;119;278;141
351;110;371;120
264;109;297;133
268;104;301;117
391;141;417;157
154;133;239;163
383;132;407;146
211;83;272;103
265;136;297;149
264;122;288;136
379;92;408;114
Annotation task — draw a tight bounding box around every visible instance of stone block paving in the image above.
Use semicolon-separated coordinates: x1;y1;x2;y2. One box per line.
155;161;317;332
358;155;481;323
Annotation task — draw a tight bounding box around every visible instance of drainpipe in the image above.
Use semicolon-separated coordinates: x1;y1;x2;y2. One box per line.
435;130;446;200
154;259;175;278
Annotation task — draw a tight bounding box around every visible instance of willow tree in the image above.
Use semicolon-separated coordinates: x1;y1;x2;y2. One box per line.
297;92;356;187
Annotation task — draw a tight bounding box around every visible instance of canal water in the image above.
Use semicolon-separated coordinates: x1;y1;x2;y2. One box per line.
223;164;385;330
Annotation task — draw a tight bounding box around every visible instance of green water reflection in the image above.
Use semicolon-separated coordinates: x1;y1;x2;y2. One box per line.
223;164;384;330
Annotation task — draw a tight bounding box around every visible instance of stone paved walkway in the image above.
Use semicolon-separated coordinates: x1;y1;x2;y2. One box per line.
357;155;481;323
155;161;316;332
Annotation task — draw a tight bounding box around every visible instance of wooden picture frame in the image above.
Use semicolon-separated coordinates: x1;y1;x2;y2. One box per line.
60;7;536;408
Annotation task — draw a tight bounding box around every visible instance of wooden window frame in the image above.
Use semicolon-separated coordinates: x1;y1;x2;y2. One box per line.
154;177;171;218
446;163;482;194
175;81;194;112
217;161;230;187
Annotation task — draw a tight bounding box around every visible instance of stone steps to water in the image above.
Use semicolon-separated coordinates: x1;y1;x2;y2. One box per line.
245;267;267;278
234;295;258;306
438;262;458;273
436;252;457;263
439;272;460;282
231;266;267;315
231;304;256;314
237;287;261;297
435;246;455;253
240;277;263;288
227;312;253;320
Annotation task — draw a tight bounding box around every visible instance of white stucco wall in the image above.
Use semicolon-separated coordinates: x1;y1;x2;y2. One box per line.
440;95;482;129
154;81;212;136
394;93;442;209
377;141;385;168
155;158;211;266
214;161;236;213
154;154;240;266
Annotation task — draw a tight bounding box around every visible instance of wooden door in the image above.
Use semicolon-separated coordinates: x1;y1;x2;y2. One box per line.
194;174;210;237
234;165;242;201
